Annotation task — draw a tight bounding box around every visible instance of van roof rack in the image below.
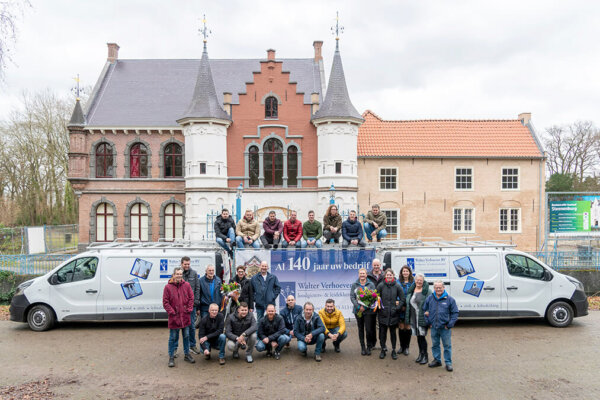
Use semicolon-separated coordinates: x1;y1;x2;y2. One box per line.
87;239;223;252
376;238;515;250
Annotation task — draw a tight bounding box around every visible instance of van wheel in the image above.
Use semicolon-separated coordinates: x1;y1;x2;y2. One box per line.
546;301;573;327
27;305;55;332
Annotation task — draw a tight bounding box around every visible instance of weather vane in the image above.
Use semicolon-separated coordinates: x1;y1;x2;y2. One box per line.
71;74;84;101
199;14;211;49
331;11;344;48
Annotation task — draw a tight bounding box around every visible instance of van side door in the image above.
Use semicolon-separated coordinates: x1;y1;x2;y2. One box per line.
503;254;552;317
48;257;100;321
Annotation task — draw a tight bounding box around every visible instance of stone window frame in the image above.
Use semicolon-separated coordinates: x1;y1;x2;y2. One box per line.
159;197;185;240
452;207;475;234
89;197;118;243
243;133;302;188
499;207;521;233
89;138;117;178
124;197;153;241
124;138;152;178
158;138;185;178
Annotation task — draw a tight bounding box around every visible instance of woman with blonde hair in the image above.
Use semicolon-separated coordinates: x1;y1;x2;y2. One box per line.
405;273;431;365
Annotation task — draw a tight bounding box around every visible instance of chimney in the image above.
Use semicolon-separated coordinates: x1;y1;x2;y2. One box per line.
267;49;276;60
518;112;531;125
313;41;323;62
223;92;232;116
311;92;320;114
107;43;120;63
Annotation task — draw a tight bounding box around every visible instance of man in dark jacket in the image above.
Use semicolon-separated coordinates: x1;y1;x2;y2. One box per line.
162;267;195;367
255;304;290;359
198;303;227;365
423;281;459;372
294;302;326;362
181;256;201;354
280;295;303;339
260;210;283;249
232;265;254;315
214;209;236;256
342;210;366;248
198;265;223;318
225;302;257;363
250;261;281;320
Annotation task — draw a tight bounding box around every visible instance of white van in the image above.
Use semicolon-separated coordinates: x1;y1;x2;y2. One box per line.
378;240;588;327
10;242;230;331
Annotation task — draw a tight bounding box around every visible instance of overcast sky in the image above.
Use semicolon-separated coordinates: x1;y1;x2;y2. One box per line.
1;0;599;134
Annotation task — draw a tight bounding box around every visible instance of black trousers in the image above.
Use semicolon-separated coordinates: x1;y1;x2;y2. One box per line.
260;234;281;248
417;335;428;354
323;229;341;243
379;324;397;350
356;313;376;347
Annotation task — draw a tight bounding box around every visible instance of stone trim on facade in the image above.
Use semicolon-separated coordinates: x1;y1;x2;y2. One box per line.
158;137;185;178
89;138;117;178
124;196;153;241
123;138;153;178
89;197;118;243
243;134;303;189
159;197;185;239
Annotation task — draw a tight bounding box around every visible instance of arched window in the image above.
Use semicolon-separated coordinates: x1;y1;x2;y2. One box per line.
249;146;259;187
95;143;114;178
164;143;183;178
265;96;278;119
263;138;283;186
287;146;298;187
164;203;184;241
96;203;114;242
130;143;149;178
130;203;149;241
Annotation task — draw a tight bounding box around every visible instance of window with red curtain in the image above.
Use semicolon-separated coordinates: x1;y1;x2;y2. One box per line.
130;143;148;178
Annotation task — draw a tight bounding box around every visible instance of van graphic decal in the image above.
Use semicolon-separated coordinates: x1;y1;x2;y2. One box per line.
121;278;143;300
463;276;484;297
130;258;153;280
453;256;475;278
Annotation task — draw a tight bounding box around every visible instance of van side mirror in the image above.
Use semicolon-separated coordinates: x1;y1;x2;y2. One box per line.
543;269;553;281
49;274;59;285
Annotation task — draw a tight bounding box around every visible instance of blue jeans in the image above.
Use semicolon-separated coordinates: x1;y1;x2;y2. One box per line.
255;334;291;353
300;238;322;248
168;326;190;357
281;239;302;248
216;228;235;252
363;223;388;241
189;307;197;347
324;326;347;346
236;236;260;248
297;333;325;355
256;306;265;321
430;327;452;365
201;334;227;359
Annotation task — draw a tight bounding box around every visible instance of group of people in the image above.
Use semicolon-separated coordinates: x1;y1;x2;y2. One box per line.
213;204;389;255
162;256;459;371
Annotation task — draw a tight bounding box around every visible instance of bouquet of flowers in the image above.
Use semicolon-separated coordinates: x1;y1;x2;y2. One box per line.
220;281;241;312
355;287;381;317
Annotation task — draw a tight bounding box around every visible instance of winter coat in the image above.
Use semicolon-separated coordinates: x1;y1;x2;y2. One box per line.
367;271;384;287
280;304;303;333
318;307;346;335
236;217;260;240
225;312;257;340
250;272;281;309
404;281;431;326
323;213;342;231
162;279;194;329
283;219;303;242
376;279;405;326
214;215;236;241
350;279;377;316
302;220;323;240
263;217;283;238
364;211;387;234
197;312;225;340
257;314;287;341
342;218;363;241
423;290;459;330
293;313;325;342
198;275;223;310
182;267;200;307
233;275;254;310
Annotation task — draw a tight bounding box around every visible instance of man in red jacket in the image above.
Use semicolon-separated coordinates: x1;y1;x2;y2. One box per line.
282;210;302;248
163;267;195;367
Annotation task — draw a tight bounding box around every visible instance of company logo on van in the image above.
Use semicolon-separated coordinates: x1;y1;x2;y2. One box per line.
160;259;168;272
407;258;415;271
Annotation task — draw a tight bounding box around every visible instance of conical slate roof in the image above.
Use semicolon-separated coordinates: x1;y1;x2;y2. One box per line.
312;42;362;121
68;99;86;127
178;43;231;122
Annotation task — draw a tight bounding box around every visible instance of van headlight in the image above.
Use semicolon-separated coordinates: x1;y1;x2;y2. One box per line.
14;280;34;296
566;276;584;291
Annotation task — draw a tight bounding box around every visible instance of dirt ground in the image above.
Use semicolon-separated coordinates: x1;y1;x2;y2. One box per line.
1;313;599;400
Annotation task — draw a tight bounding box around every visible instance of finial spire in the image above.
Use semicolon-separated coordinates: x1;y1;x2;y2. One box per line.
71;74;83;101
331;11;344;50
199;14;211;52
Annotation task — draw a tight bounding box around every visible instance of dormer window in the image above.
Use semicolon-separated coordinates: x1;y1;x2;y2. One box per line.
265;96;278;119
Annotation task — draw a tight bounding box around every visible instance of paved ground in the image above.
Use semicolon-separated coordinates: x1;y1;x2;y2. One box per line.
1;313;599;400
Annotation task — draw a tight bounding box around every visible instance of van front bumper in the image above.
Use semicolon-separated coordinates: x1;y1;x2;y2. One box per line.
570;289;588;317
9;294;30;322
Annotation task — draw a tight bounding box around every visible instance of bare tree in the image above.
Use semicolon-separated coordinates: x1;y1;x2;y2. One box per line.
0;0;30;79
544;121;599;181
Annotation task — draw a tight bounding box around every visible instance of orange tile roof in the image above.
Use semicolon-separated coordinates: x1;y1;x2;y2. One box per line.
358;110;543;158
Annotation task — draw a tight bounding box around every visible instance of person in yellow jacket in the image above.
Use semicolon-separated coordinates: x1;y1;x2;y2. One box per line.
318;299;347;353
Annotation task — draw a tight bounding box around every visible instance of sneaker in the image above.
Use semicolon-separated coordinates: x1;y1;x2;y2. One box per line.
285;343;290;348
173;353;178;358
429;360;442;368
233;350;239;359
315;354;322;362
301;351;307;357
246;355;254;363
190;346;200;355
274;351;281;360
446;364;453;372
184;354;195;364
334;344;340;353
219;358;225;365
205;353;211;360
168;357;175;368
379;350;386;359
